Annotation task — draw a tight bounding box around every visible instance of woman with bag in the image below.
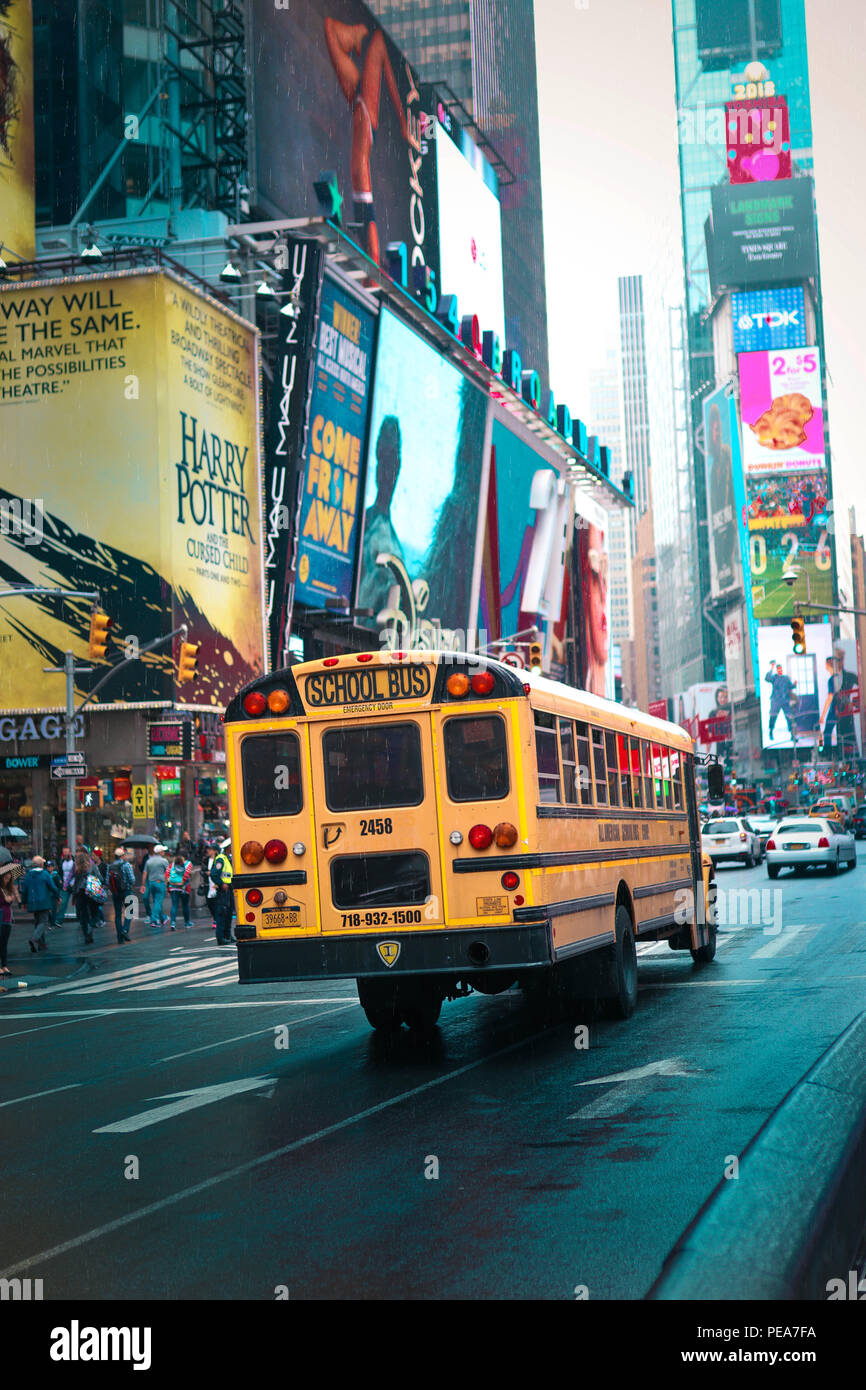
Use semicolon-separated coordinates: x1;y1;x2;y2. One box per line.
72;849;100;944
0;866;20;977
167;853;192;931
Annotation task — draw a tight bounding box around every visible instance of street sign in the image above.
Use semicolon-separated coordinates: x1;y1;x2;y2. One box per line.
131;784;147;819
50;764;87;780
499;651;525;669
51;753;85;767
146;785;155;818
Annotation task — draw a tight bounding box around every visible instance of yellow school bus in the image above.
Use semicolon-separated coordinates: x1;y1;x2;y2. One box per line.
223;651;715;1031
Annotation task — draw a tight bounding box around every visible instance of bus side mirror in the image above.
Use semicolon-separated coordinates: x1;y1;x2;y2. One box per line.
707;764;725;801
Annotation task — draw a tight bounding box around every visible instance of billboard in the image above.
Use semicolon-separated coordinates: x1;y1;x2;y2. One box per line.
250;0;433;273
724;606;747;703
819;639;861;758
432;104;505;343
703;384;743;601
738;346;824;475
674;683;731;757
731;288;806;355
573;490;613;700
746;468;834;620
476;417;572;669
725;96;791;184
264;237;325;670
294;277;375;611
758;623;833;751
709;179;817;290
356;307;488;645
0;0;34;262
0;270;265;709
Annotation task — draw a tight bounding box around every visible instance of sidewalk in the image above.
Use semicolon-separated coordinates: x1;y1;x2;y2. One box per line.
0;897;228;991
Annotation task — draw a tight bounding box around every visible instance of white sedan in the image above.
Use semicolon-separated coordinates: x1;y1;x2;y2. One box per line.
701;817;763;868
765;817;857;879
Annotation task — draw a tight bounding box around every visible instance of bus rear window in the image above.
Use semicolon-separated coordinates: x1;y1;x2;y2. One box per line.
323;722;423;811
242;733;302;818
444;715;509;802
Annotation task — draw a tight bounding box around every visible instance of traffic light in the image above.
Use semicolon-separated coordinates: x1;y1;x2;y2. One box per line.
88;609;111;660
790;615;806;654
177;641;200;685
529;641;543;674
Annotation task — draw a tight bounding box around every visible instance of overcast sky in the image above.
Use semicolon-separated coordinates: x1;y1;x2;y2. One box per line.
535;0;866;528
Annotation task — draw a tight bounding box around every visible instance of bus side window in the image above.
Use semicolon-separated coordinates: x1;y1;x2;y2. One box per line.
670;749;683;810
535;710;561;804
617;733;633;808
629;736;643;808
605;731;620;807
651;742;663;809
241;732;303;818
559;718;577;804
661;747;674;810
591;727;608;805
575;721;593;806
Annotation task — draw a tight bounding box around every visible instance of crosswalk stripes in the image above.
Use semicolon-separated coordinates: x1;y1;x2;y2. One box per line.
18;954;237;998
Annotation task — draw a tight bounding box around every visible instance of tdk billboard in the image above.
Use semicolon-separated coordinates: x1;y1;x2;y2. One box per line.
731;288;807;354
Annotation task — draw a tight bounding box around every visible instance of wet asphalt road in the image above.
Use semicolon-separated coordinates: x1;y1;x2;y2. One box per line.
1;856;864;1301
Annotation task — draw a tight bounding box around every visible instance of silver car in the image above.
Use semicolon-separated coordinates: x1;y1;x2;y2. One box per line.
747;815;779;853
701;817;763;868
765;817;857;879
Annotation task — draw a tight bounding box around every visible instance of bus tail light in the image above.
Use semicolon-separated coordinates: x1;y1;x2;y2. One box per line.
240;840;265;866
501;871;520;890
468;824;493;850
243;692;266;717
818;836;830;848
471;671;495;696
267;689;290;714
264;839;288;864
447;673;470;697
245;889;263;906
494;822;518;848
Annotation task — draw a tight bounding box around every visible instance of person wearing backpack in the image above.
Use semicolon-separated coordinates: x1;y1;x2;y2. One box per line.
72;850;99;944
210;840;234;945
168;853;193;931
108;849;135;944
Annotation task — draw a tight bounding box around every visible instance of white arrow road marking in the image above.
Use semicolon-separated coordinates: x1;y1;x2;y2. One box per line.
0;1083;81;1109
94;1075;278;1134
568;1057;703;1120
751;922;810;959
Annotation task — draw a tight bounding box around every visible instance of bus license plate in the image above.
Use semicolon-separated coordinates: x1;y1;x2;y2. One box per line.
261;908;301;928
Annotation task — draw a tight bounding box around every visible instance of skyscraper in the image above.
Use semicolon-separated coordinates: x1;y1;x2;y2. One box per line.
368;0;550;392
590;350;634;701
671;0;817;683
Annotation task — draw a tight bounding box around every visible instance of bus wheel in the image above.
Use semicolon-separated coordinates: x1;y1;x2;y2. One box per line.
399;991;442;1034
691;919;717;966
600;907;638;1020
356;978;401;1030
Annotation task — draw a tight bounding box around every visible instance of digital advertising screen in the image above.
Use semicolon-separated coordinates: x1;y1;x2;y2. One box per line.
725;96;791;184
703;384;743;601
0;0;34;262
709;179;817;289
356;307;489;644
433;107;505;343
738;345;825;475
758;623;833;751
674;683;731;756
731;288;807;355
477;417;572;668
250;0;433;274
294;278;375;610
727;393;761;696
573;490;613;701
0;270;265;710
746;468;834;620
820;638;861;758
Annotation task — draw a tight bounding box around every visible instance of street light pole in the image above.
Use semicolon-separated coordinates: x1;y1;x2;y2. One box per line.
64;651;77;854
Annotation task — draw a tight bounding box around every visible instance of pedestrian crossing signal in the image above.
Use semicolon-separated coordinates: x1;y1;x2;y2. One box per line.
88;609;111;660
791;616;806;654
529;641;543;674
177;640;200;684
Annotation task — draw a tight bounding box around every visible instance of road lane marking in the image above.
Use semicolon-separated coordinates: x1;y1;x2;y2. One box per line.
94;1075;279;1133
750;923;810;959
1;1028;548;1277
568;1057;703;1119
0;999;360;1018
0;1017;106;1042
0;1083;81;1109
152;1005;357;1064
2;957;224;999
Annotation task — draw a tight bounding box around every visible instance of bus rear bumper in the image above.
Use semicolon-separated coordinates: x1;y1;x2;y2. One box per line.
237;924;554;983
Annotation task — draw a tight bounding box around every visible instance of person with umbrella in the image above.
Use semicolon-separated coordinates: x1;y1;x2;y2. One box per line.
0;851;22;977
